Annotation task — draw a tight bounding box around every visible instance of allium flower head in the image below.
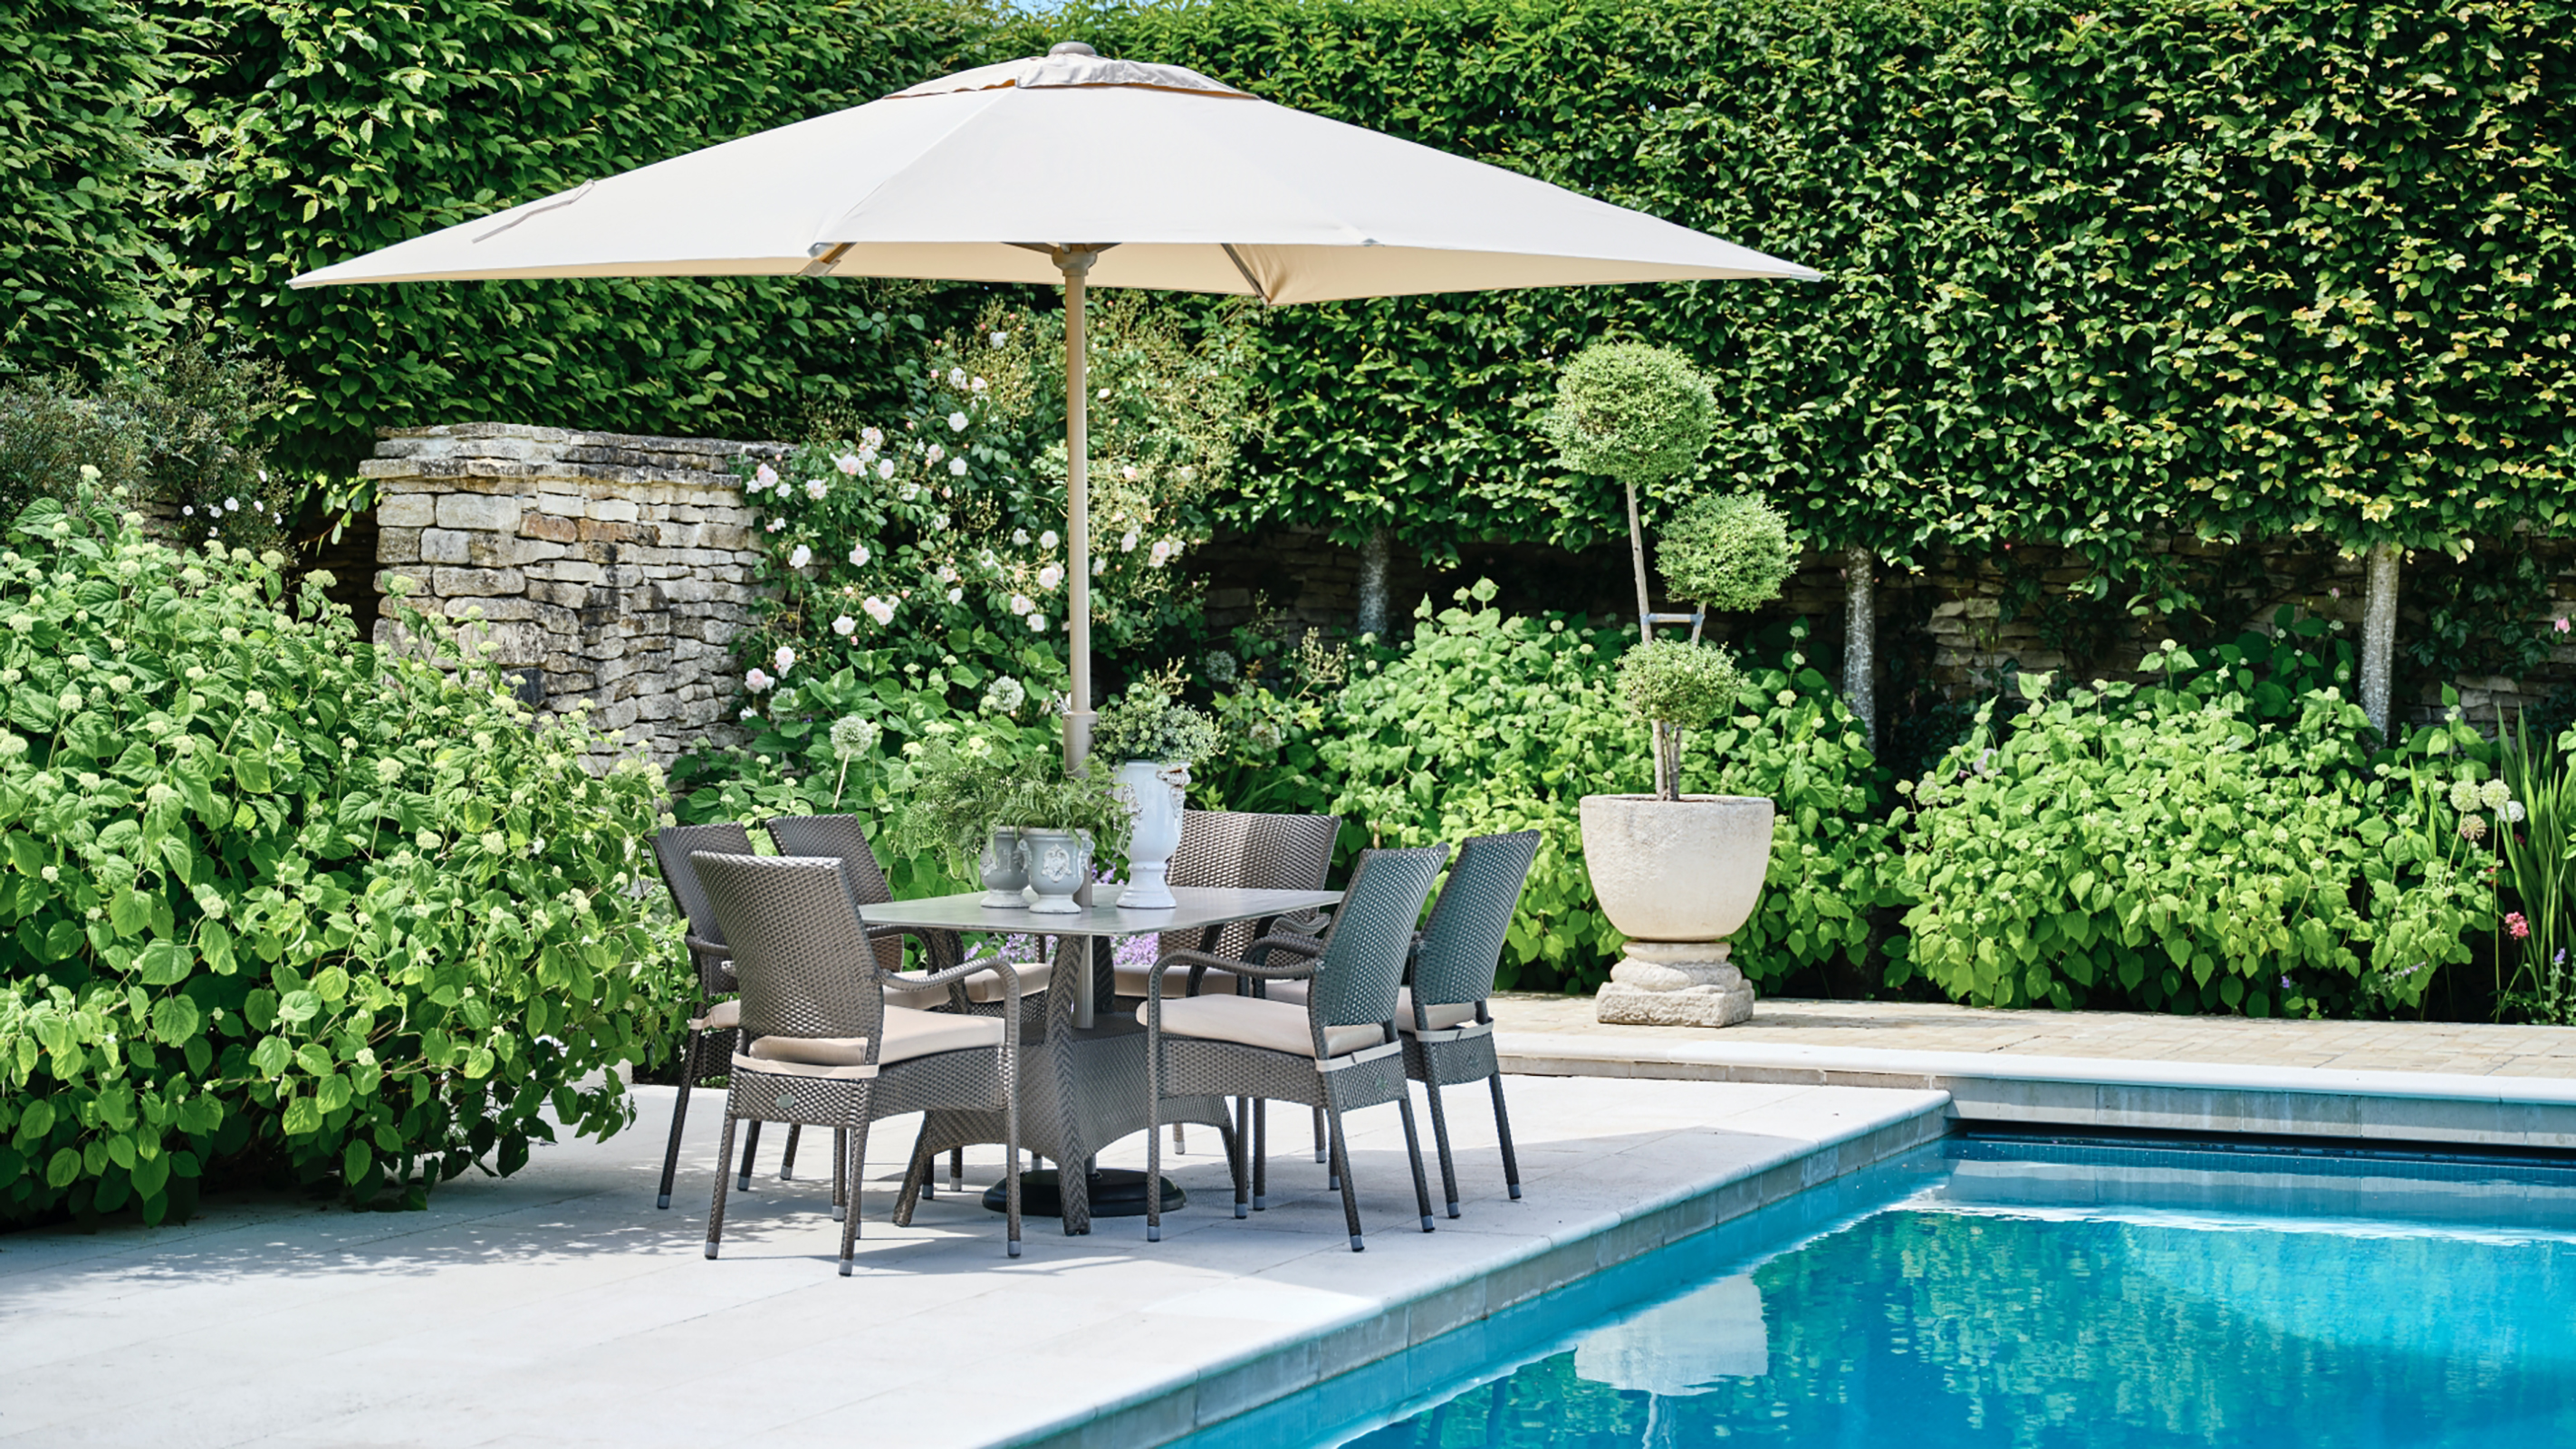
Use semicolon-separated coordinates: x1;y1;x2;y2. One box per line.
2461;814;2489;843
2450;779;2483;813
2481;779;2513;812
829;715;882;762
1203;650;1237;684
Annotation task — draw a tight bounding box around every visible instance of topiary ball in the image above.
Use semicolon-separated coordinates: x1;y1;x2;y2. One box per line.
1659;492;1794;612
1617;638;1745;729
1538;342;1717;488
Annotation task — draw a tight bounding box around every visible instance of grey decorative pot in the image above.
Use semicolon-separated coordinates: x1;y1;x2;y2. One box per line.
1579;793;1775;1028
977;826;1027;908
1021;828;1091;916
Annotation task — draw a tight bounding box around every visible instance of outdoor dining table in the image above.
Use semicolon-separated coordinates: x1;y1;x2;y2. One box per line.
860;886;1343;1234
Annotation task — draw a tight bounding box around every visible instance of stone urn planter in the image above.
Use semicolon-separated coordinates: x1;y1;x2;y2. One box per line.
1021;828;1092;915
1581;793;1774;1027
976;826;1027;908
1112;760;1188;909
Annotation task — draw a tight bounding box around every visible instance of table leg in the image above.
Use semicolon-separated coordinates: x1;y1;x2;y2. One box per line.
1068;934;1097;1031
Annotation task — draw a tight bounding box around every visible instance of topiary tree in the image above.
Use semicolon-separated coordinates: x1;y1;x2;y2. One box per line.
1539;341;1717;641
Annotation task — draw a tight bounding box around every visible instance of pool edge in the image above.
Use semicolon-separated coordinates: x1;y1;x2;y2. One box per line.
999;1093;1953;1449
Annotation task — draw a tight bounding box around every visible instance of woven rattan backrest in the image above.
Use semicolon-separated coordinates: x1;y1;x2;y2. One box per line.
653;822;755;996
694;851;886;1048
1158;809;1341;961
1305;846;1448;1032
763;814;905;974
1411;830;1540;1009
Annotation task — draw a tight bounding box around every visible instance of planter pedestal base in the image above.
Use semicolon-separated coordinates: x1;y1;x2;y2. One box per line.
1596;942;1753;1029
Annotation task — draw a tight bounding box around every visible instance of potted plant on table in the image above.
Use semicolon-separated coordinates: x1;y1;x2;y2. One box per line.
1090;681;1224;908
1541;341;1796;1027
904;736;1130;915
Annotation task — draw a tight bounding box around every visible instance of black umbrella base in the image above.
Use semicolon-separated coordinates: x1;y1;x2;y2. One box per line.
981;1167;1185;1218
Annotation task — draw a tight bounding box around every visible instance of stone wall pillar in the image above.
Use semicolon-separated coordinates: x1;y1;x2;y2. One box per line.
363;424;785;766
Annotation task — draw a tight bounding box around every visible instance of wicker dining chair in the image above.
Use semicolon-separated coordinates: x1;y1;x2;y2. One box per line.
694;850;1024;1270
1113;809;1339;1163
1142;845;1448;1251
766;811;1048;1195
1261;831;1542;1214
649;822;757;1211
1398;830;1540;1216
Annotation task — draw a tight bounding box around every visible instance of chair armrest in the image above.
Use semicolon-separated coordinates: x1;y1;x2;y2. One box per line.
1242;933;1324;969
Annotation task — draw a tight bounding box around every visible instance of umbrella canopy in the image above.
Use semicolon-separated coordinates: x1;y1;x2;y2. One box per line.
293;43;1818;764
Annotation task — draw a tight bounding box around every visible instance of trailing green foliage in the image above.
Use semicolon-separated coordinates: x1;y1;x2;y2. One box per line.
1091;681;1223;766
1291;585;1892;992
1894;634;2494;1016
1087;0;2576;572
0;489;684;1226
0;0;173;377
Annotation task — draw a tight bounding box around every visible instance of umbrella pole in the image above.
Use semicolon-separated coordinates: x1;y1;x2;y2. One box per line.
1060;250;1099;774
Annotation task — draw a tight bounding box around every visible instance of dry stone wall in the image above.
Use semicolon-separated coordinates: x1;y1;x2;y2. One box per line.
364;424;786;765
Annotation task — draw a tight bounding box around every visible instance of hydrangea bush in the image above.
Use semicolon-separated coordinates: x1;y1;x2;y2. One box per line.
0;488;685;1225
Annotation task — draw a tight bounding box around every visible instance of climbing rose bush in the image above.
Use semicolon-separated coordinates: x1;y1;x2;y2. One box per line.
0;487;687;1225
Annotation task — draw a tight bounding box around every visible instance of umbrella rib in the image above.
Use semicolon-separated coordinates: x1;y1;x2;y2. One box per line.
1218;244;1273;304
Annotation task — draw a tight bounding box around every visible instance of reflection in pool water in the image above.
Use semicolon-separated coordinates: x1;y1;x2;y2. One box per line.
1352;1146;2576;1448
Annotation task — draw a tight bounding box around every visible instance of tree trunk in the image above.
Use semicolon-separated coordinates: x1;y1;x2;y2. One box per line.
1623;477;1654;643
1355;525;1391;638
2360;542;2401;736
1842;543;1877;753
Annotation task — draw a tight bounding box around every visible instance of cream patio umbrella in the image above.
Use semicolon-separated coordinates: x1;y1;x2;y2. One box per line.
293;42;1818;767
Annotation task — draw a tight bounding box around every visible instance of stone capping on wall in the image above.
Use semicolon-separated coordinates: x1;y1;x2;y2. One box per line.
364;423;787;767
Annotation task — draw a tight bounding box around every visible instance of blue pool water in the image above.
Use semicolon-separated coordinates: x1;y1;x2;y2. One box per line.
1189;1138;2576;1448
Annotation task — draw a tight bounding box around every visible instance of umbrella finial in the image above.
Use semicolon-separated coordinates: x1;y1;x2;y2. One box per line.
1048;42;1097;57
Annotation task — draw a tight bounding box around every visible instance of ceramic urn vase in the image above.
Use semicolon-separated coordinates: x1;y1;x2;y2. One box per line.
1021;828;1091;915
1580;793;1775;1028
977;826;1028;908
1114;760;1188;909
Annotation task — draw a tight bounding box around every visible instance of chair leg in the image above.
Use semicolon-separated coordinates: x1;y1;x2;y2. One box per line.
1146;1073;1166;1243
736;1119;762;1191
706;1112;740;1259
839;1110;875;1277
1312;1105;1328;1164
779;1123;802;1182
1488;1071;1523;1200
1421;1071;1462;1218
893;1122;936;1226
1395;1091;1437;1233
657;1034;698;1209
1232;1101;1250;1220
1323;1097;1363;1252
1254;1099;1269;1209
949;1146;964;1194
833;1128;851;1222
1173;1121;1187;1156
1002;1050;1022;1261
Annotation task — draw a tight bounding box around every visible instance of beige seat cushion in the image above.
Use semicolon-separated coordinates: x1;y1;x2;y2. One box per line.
885;957;1053;1010
1115;961;1242;999
1142;994;1384;1060
1261;981;1475;1032
732;1007;1004;1080
688;998;741;1032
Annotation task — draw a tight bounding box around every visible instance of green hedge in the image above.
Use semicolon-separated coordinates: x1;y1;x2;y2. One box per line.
157;0;1038;470
1;0;172;377
1086;0;2576;569
0;490;687;1224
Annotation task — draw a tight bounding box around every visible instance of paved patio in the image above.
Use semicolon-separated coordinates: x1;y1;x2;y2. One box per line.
0;1075;1944;1449
1488;994;2576;1079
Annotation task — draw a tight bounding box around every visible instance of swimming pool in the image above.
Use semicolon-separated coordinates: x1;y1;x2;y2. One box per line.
1178;1137;2576;1448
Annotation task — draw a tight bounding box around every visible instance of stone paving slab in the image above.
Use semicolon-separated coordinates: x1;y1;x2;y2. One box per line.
0;1076;1946;1449
1489;994;2576;1078
1489;994;2576;1151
